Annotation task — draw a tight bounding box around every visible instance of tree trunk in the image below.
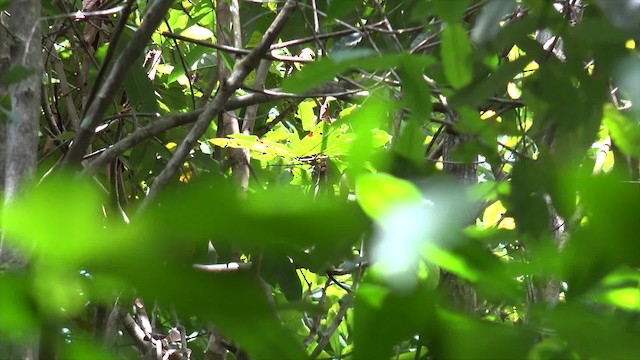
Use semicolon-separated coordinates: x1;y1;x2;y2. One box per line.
0;12;9;192
441;123;478;314
214;0;251;191
0;0;42;274
526;0;584;319
0;1;42;358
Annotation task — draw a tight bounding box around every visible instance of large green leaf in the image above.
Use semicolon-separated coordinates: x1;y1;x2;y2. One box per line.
451;56;529;108
471;0;517;44
1;176;126;266
342;95;393;177
432;0;470;22
353;277;436;360
399;56;433;120
441;23;473;89
356;173;423;220
124;61;159;113
261;253;302;302
1;65;36;85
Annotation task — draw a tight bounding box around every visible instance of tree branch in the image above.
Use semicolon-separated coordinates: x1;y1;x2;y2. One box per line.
62;0;175;167
140;0;298;208
83;82;366;174
161;31;315;63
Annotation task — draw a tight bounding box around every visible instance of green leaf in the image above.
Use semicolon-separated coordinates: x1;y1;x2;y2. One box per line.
550;304;640;359
0;274;39;334
262;254;302;302
0;106;22;124
451;56;529;108
124;61;159;113
598;0;640;37
283;53;435;93
342;95;392;176
209;134;295;159
613;55;640;116
356;173;423;220
2;176;109;265
432;0;470;22
603;104;640;157
437;311;534;359
399;57;433;120
41;0;61;15
297;100;317;131
327;0;359;18
509;159;551;238
132;266;306;360
353;278;436;360
392;119;425;166
62;343;120;360
180;25;213;41
289;122;353;158
441;23;473;89
1;65;36;85
471;0;517;45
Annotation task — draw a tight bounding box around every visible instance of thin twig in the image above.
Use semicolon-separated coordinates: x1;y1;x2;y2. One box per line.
161;31;314;63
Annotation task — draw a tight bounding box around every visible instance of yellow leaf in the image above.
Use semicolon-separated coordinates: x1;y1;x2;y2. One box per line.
507;45;521;62
626;39;636;50
208;135;294;159
181;25;214;41
507;82;521;99
483;201;505;227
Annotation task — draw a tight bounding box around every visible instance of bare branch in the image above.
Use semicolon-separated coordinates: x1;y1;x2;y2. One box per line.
161;31;315;63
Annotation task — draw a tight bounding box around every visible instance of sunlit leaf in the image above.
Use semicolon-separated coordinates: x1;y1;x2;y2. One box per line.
297;100;317;131
603;104;640;157
180;25;214;41
209;134;295;159
356;173;423;220
1;175;134;266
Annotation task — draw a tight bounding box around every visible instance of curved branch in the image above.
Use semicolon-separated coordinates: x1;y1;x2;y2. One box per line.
83;92;279;174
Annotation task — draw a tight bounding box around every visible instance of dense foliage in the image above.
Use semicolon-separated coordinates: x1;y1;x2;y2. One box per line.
1;0;639;359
